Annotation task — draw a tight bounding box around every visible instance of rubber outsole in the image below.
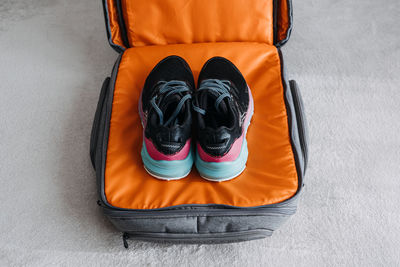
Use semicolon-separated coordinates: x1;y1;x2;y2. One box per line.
143;165;191;181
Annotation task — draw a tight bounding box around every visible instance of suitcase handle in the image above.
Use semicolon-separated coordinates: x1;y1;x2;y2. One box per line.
90;77;110;169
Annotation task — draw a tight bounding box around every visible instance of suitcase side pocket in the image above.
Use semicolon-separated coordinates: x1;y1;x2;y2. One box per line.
289;80;309;173
90;77;111;169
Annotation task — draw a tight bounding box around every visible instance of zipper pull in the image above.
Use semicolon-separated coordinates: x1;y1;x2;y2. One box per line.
122;232;129;249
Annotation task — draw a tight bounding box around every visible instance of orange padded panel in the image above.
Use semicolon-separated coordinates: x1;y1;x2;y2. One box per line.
105;0;126;49
277;0;291;43
105;42;298;209
121;0;275;46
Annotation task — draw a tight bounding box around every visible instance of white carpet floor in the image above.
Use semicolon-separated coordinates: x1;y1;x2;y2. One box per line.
1;0;399;266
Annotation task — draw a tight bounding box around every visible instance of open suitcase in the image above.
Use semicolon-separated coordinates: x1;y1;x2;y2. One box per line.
91;0;308;247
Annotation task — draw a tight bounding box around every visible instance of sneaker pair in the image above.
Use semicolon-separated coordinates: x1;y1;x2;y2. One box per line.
139;56;254;182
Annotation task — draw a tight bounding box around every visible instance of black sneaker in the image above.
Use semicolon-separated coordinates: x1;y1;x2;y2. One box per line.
193;57;254;181
139;56;195;180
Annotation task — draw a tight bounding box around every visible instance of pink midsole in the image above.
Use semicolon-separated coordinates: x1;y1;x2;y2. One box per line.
144;138;191;161
197;87;254;163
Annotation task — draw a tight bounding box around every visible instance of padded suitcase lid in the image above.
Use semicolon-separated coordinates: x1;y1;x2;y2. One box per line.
103;0;292;52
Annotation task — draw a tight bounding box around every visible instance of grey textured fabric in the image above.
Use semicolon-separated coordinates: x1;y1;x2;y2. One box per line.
123;230;272;244
106;209;295;233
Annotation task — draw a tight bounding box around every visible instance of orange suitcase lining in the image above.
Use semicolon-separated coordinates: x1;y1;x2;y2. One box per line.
121;0;275;47
104;0;292;49
277;0;292;43
104;42;298;210
103;0;126;49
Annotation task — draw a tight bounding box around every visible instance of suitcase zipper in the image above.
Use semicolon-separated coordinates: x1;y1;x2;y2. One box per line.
122;232;130;248
273;0;279;44
103;205;297;218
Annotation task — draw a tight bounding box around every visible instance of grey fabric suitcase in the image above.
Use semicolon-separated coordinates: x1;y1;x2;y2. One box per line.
90;0;308;247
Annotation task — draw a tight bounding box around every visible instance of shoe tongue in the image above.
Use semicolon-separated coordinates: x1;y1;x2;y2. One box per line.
158;93;180;110
199;90;229;115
